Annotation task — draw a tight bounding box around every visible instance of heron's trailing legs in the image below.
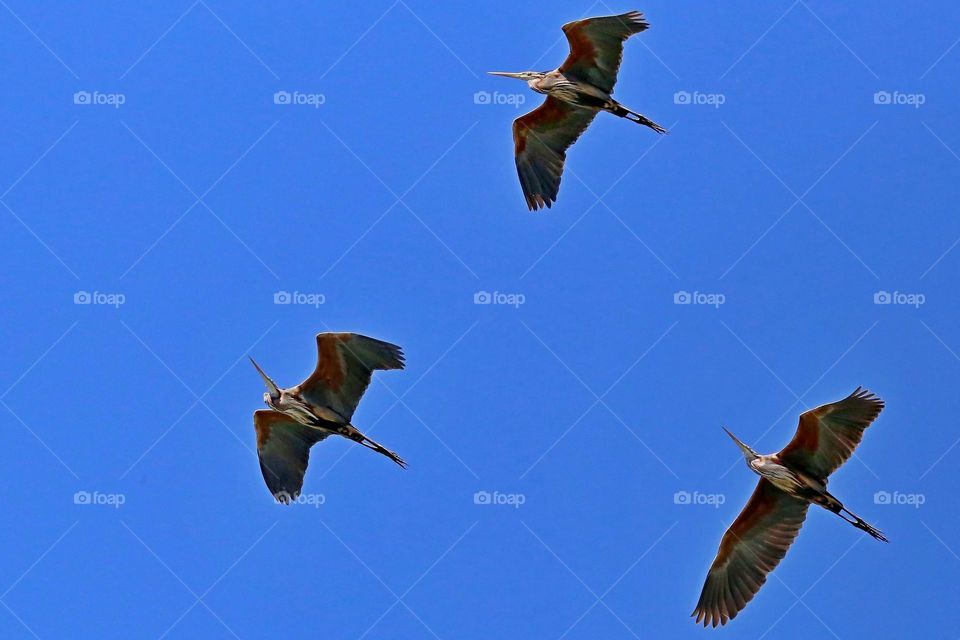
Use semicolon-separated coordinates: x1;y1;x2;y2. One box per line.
835;505;888;542
346;428;407;469
813;489;888;542
608;103;667;134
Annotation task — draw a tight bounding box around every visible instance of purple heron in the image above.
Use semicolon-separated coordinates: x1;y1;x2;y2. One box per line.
693;388;887;627
250;332;406;503
489;10;666;210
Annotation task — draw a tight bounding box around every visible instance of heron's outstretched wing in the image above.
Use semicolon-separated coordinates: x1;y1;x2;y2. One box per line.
254;410;329;503
294;333;404;422
513;97;597;210
778;387;884;480
693;479;809;627
559;11;650;95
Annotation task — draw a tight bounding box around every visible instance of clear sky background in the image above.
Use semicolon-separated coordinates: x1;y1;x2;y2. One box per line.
1;1;958;638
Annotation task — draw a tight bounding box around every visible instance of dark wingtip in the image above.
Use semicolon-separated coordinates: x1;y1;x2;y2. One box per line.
273;490;296;505
526;195;553;211
388;343;406;370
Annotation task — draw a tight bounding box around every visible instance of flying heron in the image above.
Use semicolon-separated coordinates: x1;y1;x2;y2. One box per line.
692;387;887;627
489;10;665;210
250;332;406;503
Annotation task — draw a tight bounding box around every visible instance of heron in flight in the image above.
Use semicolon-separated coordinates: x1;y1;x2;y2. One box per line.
250;332;406;503
693;388;887;627
489;10;665;210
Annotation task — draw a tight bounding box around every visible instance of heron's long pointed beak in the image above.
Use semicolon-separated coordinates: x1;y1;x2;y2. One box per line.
249;357;280;396
723;427;756;458
487;71;526;79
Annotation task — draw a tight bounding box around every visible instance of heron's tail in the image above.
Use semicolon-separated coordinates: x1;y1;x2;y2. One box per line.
346;426;408;469
608;103;667;134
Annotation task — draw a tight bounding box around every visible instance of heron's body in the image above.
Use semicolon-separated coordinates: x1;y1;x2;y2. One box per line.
747;453;861;517
249;333;407;503
733;430;885;538
489;11;665;210
749;455;808;493
520;69;660;125
693;389;888;627
525;70;606;104
260;382;393;457
266;387;348;430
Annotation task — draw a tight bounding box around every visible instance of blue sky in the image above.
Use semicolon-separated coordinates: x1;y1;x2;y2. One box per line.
2;1;959;637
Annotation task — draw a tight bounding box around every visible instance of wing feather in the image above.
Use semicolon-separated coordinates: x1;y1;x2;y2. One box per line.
295;333;404;422
254;410;329;503
559;11;650;94
692;479;809;627
513;97;597;210
779;387;884;480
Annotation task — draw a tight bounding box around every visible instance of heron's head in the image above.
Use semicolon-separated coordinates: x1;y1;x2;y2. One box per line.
249;357;281;408
723;427;760;463
487;71;546;86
